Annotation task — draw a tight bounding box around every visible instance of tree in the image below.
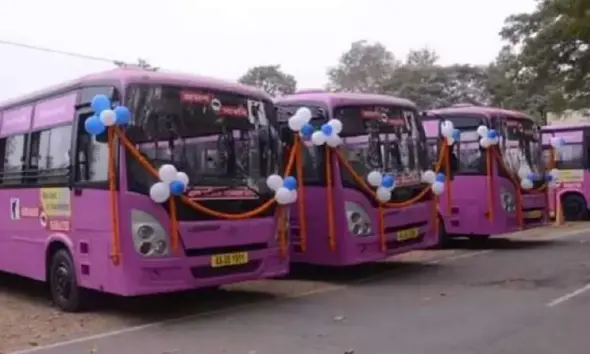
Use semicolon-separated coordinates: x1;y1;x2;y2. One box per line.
500;0;590;109
238;65;297;97
382;48;490;109
326;40;400;92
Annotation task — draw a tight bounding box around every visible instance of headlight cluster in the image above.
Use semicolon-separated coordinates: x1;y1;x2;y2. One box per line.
131;209;171;257
500;188;516;213
345;201;373;237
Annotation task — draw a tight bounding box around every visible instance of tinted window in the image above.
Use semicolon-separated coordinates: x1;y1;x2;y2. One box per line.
125;85;280;194
499;117;543;176
555;143;584;169
0;135;27;185
440;114;486;130
76;114;109;182
30;125;72;184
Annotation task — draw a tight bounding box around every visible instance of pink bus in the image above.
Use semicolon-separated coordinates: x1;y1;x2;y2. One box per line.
0;68;290;311
422;106;547;244
274;92;438;266
542;124;590;220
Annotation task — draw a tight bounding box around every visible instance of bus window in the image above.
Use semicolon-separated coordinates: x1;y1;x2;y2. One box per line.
75;114;109;183
556;143;584;169
0;134;28;185
30;124;73;184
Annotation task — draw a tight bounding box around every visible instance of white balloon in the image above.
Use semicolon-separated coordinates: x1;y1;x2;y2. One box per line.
149;182;171;203
431;181;445;195
367;170;383;187
421;170;436;184
376;187;391;202
488;137;499;145
479;137;491;148
99;109;117;126
326;134;342;147
295;107;312;123
287;190;298;204
311;131;326;146
446;137;455;146
176;172;190;189
266;174;284;191
550;168;560;180
275;187;292;205
288;115;305;132
441;120;454;137
476;125;489;138
520;178;533;190
518;165;531;180
328;119;343;134
158;164;178;184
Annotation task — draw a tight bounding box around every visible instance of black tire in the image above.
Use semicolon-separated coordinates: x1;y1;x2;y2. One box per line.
49;249;88;312
433;216;451;249
468;235;490;246
562;193;588;221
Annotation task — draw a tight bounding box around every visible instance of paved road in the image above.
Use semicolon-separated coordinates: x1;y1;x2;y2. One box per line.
13;230;590;354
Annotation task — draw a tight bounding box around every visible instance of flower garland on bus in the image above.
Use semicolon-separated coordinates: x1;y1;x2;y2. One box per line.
84;94;299;263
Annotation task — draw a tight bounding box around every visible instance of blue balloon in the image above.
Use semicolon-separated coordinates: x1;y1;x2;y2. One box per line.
300;123;314;138
527;172;537;181
320;123;333;136
84;116;106;135
487;129;498;139
435;173;445;183
451;129;460;141
381;175;395;189
283;176;297;191
114;106;131;125
169;180;185;196
91;94;111;115
546;174;553;182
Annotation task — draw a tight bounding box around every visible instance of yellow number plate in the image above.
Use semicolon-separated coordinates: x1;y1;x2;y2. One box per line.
397;228;420;241
211;252;249;268
525;210;543;218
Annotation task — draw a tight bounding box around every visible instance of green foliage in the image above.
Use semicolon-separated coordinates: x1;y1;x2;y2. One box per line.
238;65;297;97
326;40;400;92
500;0;590;110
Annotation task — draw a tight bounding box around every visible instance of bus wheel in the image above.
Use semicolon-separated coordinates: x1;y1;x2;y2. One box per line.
562;194;588;221
49;249;87;312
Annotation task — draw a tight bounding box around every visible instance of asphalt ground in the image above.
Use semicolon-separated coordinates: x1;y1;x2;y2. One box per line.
11;224;590;354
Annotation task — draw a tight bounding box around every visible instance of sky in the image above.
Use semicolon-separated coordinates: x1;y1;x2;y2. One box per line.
0;0;537;102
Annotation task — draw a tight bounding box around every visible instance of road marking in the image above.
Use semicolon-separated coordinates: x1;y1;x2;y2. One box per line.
546;283;590;308
11;249;490;354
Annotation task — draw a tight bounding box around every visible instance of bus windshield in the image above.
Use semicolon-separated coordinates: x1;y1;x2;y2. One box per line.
334;106;425;186
501;118;543;177
125;85;280;196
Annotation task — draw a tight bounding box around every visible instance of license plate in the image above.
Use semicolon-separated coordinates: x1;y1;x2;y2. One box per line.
525;210;543;219
211;252;249;268
397;228;420;241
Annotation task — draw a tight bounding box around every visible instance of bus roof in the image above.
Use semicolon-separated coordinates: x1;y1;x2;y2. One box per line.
275;91;417;109
427;106;533;120
542;123;590;131
0;68;270;111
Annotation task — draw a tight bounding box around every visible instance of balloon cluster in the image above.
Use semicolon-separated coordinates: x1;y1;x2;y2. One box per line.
367;171;396;202
517;165;539;190
84;94;131;135
546;168;559;189
440;120;460;146
421;170;445;195
288;107;343;147
476;125;499;148
266;175;298;205
149;164;190;203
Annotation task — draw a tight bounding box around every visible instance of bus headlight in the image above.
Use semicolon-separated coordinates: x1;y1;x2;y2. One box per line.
131;209;171;257
500;189;516;213
345;201;373;236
